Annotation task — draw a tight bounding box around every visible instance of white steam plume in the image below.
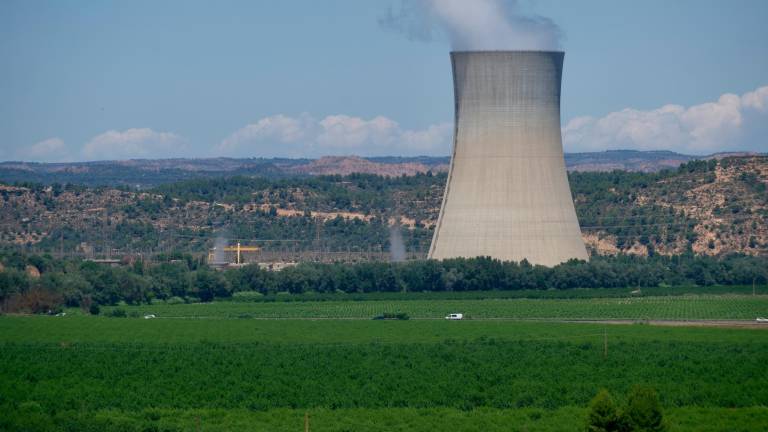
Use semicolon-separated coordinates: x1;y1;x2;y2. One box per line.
389;223;407;262
380;0;561;51
213;233;229;264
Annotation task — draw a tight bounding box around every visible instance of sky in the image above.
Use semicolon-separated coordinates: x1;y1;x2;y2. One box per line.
1;0;767;162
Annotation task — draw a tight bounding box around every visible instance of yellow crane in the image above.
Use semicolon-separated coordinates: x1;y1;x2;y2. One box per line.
208;242;260;265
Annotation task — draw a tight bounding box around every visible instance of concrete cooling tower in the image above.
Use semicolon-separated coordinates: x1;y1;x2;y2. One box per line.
428;51;588;266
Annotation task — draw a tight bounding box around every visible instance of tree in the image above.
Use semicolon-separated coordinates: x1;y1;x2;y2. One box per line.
586;389;626;432
623;386;666;432
0;269;29;303
89;302;100;315
193;269;230;302
149;262;192;299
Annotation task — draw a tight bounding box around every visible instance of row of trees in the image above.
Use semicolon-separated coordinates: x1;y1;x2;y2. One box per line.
587;386;665;432
1;251;766;310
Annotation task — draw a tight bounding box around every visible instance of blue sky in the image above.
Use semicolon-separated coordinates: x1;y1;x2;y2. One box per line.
1;0;767;162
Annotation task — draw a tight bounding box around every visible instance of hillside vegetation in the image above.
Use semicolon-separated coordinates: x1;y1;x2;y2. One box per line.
0;156;765;257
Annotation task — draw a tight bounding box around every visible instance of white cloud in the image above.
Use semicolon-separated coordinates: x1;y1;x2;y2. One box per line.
82;128;185;160
15;137;69;162
218;114;314;154
564;85;768;154
217;114;452;157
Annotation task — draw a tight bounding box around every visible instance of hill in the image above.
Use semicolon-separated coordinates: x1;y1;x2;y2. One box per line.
2;150;762;188
0;156;765;258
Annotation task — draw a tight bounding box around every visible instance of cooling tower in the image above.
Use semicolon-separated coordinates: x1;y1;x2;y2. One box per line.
429;51;588;266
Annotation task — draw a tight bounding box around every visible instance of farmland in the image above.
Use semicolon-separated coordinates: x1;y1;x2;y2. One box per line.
100;294;768;321
1;312;768;431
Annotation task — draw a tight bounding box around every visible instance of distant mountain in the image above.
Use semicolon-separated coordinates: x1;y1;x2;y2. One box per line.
288;156;449;177
0;158;308;187
0;150;763;187
564;150;695;172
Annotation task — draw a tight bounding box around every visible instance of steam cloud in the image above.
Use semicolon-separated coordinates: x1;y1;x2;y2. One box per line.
389;223;407;262
213;233;229;264
380;0;561;51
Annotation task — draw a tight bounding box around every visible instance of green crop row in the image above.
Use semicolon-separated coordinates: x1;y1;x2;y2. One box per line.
3;317;767;431
2;338;767;413
3;406;768;432
99;295;768;320
2;317;765;345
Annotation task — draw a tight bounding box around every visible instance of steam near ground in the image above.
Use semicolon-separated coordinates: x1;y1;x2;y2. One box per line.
389;224;407;262
213;234;229;264
380;0;561;51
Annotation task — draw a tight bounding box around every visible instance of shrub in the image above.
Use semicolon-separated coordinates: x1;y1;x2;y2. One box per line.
623;386;666;432
166;296;185;305
586;389;625;432
375;312;409;320
89;303;100;315
108;308;127;318
232;291;264;302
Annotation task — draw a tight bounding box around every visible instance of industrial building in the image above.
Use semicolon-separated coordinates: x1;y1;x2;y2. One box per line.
429;51;588;266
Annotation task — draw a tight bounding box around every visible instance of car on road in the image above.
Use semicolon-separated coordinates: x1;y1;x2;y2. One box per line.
445;313;463;320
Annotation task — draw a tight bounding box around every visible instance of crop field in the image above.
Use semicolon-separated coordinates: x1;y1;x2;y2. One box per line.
2;314;768;431
102;294;768;320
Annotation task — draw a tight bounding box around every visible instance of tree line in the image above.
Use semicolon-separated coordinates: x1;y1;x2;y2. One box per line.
1;251;766;312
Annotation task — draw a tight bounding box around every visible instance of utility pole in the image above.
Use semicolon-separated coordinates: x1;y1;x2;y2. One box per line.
304;412;310;432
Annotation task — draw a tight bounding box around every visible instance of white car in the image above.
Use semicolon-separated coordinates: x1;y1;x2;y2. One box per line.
144;314;156;319
445;313;464;320
756;317;768;323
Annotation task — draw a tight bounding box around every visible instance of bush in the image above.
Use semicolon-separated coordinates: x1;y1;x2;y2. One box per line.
232;291;264;302
586;389;625;432
108;308;127;318
166;296;185;305
586;387;666;432
624;386;666;432
89;303;100;315
374;312;409;320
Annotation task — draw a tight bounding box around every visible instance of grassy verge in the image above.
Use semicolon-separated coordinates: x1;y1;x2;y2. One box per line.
224;285;766;302
96;294;768;320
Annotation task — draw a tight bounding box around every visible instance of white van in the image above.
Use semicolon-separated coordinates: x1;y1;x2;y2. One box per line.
445;313;463;320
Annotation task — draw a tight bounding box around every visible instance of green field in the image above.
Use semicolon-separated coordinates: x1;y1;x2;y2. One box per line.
101;294;768;320
2;311;768;431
